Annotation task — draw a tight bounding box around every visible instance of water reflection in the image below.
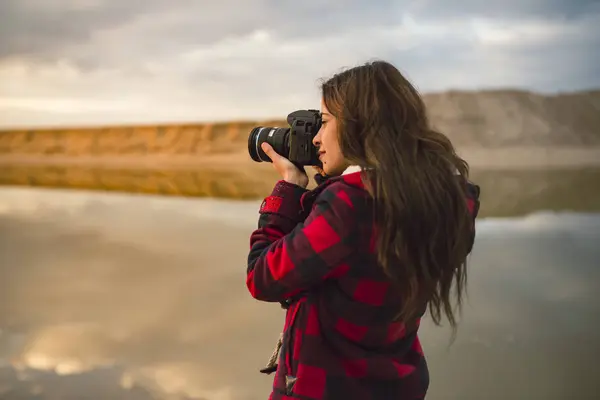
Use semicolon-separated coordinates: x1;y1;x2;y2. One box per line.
0;163;280;200
1;164;600;217
0;187;599;399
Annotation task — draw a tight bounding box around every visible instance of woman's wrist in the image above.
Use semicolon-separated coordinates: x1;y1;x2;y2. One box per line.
283;174;308;188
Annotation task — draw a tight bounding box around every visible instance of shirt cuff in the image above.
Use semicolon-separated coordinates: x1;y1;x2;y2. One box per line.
259;180;308;222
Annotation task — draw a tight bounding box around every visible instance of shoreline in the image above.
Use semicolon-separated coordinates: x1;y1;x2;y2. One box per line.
0;147;599;170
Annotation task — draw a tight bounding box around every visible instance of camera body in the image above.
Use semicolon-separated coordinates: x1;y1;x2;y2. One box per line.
248;109;322;167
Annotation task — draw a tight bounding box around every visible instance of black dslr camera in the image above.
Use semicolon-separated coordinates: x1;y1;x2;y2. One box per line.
247;109;322;167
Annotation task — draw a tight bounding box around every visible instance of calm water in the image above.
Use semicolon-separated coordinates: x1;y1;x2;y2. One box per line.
0;171;599;399
1;165;600;217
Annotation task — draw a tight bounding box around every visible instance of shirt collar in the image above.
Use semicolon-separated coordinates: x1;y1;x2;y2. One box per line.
342;165;362;175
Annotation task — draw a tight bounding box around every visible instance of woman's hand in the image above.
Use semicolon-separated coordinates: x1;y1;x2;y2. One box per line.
261;143;309;188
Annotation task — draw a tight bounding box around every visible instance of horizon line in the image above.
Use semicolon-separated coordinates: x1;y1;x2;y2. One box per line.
1;86;598;132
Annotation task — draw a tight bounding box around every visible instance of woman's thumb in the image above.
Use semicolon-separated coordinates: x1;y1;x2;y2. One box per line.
261;142;277;159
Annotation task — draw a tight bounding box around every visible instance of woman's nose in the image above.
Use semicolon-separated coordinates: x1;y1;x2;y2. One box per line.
312;131;321;147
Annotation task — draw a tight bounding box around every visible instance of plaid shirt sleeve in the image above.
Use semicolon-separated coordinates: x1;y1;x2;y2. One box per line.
246;180;358;302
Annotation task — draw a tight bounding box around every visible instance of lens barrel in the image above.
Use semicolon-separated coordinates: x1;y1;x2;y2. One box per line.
247;126;290;162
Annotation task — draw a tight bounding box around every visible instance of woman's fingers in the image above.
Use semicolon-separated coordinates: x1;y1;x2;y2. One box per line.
261;142;280;162
261;142;308;187
261;142;293;172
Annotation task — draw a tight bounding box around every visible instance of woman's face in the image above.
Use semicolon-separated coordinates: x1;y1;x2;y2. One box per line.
312;98;349;176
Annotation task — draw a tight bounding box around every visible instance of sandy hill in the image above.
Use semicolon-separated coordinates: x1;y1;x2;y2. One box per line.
423;89;600;147
1;89;599;202
0;89;598;163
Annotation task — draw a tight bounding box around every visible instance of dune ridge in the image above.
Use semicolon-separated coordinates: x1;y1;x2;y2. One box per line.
0;89;599;163
1;89;599;202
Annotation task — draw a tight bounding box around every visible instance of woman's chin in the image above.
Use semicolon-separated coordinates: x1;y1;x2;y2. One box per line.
322;164;344;177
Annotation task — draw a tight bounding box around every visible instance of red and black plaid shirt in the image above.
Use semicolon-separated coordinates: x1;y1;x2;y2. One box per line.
247;171;480;399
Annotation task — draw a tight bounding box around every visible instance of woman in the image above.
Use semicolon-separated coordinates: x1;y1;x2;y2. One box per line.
246;60;480;399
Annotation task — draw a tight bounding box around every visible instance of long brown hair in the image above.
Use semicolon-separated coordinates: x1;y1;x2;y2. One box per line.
321;60;472;330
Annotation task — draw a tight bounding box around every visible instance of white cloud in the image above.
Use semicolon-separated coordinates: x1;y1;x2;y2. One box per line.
0;1;598;128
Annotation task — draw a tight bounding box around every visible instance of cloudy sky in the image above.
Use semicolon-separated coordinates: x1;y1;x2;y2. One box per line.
0;0;599;128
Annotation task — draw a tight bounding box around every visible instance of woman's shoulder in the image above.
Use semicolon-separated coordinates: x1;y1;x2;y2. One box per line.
308;174;371;214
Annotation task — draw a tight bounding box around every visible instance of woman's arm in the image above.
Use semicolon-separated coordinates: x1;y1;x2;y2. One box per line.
246;180;358;302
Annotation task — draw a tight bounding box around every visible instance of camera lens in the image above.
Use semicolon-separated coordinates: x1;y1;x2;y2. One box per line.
247;126;290;162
